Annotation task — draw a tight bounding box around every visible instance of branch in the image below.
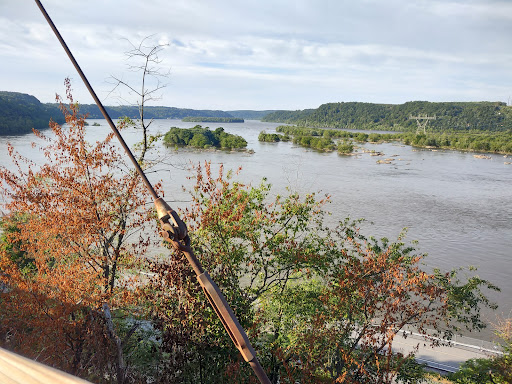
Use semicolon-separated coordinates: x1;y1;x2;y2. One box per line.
103;303;127;384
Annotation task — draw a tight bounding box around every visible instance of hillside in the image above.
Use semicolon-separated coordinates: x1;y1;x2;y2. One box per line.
0;91;280;136
4;91;511;135
53;103;235;120
181;116;244;123
226;110;278;120
262;101;512;132
0;92;64;135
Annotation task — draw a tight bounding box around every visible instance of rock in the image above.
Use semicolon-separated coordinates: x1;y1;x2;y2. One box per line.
473;154;491;159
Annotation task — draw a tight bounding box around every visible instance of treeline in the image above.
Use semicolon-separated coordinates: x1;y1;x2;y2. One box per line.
258;131;291;142
274;126;355;153
227;110;278;120
48;103;235;120
262;108;316;124
182;116;244;123
263;101;512;132
363;131;512;154
163;125;247;149
401;131;512;153
0;92;65;135
276;125;512;154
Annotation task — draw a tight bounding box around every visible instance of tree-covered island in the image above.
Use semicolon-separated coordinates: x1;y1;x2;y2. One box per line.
163;125;247;150
273;126;512;155
257;131;291;142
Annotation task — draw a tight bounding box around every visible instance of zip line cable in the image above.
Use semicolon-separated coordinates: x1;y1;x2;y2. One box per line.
33;1;271;383
34;0;157;200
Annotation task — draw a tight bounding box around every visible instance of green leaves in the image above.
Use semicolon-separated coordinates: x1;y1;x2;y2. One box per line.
433;267;499;334
145;163;501;383
163;125;247;150
264;101;512;133
0;214;36;275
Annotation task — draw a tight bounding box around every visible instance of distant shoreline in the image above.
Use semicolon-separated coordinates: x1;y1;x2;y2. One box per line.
181;116;244;123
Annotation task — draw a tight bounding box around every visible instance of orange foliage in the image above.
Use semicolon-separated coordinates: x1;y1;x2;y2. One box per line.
0;81;157;380
274;224;496;383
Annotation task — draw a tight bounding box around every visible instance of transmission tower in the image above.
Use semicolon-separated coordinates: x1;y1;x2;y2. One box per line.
409;114;436;134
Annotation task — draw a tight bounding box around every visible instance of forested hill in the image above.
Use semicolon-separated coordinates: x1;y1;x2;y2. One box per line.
226;110;278;120
261;101;512;132
0;90;281;135
52;103;235;120
0;92;65;135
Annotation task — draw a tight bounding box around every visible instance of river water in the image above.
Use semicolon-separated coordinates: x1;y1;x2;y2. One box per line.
1;119;511;340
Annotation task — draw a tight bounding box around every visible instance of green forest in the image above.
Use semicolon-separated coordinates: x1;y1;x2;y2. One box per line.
182;116;244;123
262;101;512;132
0;92;65;135
47;103;235;120
163;125;247;149
258;131;291;142
0;91;259;135
227;110;278;120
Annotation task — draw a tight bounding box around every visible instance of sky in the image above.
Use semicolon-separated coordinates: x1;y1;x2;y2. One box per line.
1;0;511;110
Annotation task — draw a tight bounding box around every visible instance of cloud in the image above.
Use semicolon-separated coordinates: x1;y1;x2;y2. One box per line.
1;0;511;109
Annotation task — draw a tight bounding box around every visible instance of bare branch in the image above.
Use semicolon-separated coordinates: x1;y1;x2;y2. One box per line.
107;35;171;165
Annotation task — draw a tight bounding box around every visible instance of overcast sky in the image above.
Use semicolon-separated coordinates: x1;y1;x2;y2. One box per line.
1;0;511;110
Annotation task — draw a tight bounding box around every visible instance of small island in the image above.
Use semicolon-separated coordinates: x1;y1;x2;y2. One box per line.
163;125;247;150
181;116;244;123
258;131;290;142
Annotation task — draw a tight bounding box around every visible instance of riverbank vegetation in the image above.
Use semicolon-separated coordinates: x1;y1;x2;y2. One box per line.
450;318;512;383
276;125;512;155
263;101;512;132
163;125;247;150
182;116;244;123
51;103;235;120
0;98;157;382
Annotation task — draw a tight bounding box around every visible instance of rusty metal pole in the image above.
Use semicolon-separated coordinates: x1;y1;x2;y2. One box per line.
34;1;271;383
155;199;272;384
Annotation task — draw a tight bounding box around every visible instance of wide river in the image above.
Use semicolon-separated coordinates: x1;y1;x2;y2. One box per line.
1;119;510;340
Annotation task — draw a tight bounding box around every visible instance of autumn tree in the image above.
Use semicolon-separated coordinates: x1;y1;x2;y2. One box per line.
137;162;332;383
144;163;498;384
259;222;498;383
0;82;158;382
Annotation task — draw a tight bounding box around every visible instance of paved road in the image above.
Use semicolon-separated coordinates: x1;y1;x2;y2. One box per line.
392;333;500;373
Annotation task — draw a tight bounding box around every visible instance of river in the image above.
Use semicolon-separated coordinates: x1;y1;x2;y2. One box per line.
1;118;511;341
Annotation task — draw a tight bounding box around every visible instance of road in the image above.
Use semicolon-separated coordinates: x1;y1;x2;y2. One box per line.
392;332;501;373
